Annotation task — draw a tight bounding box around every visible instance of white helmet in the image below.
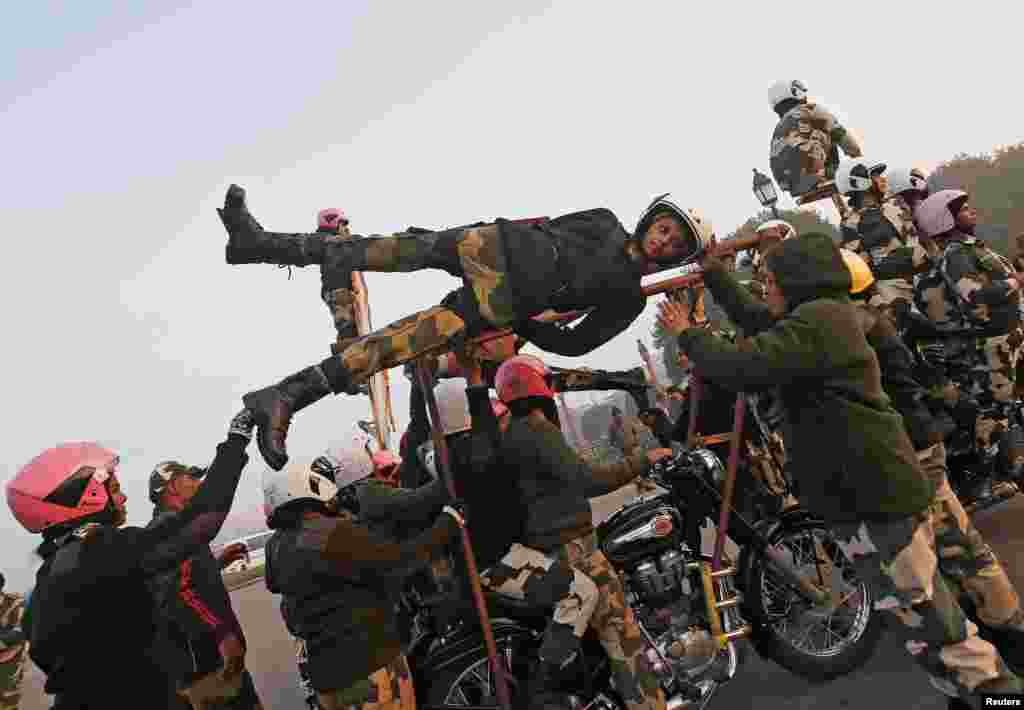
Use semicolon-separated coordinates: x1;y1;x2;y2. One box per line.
635;194;714;265
262;458;339;519
755;219;795;238
312;443;373;488
768;79;808;110
834;158;887;195
887;167;929;196
435;380;472;437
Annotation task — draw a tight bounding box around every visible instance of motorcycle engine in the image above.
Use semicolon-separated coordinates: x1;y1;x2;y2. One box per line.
625;547;721;681
628;548;691;607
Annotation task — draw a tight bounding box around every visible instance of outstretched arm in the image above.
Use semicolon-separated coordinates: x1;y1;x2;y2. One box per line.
138;412;253;576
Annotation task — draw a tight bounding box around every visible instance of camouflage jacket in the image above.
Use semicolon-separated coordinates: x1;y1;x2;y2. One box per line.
912;233;1019;334
770;102;862;195
0;592;26;710
0;595;25;655
841;196;931;307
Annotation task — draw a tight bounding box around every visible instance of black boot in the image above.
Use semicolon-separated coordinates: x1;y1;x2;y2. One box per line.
217;184;326;267
243;357;359;470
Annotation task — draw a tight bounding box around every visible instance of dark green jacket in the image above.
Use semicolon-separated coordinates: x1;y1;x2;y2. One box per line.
503;416;649;551
678;233;934;523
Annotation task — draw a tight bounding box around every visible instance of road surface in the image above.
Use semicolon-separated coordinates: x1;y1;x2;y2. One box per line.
20;487;1024;709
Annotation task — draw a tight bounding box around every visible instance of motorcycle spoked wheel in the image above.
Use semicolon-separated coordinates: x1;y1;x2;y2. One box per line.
742;520;884;682
424;638;530;709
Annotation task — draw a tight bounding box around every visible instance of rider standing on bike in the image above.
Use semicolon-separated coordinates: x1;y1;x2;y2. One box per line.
495;354;674;710
844;249;1024;677
657;233;1023;708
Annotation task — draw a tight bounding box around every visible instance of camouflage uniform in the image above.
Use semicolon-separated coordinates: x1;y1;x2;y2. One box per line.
831;510;1023;701
913;237;1024;453
481;544;600;665
769;102;862;197
315;655;415;710
0;593;27;710
841;194;931;313
555;533;666;710
329;225;516;385
918;443;1024;631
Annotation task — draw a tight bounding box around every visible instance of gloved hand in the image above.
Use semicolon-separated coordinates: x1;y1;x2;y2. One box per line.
218;543;250;570
442;500;468;528
228;409;257;441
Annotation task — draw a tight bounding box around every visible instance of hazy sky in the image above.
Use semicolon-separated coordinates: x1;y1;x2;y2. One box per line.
2;1;1019;590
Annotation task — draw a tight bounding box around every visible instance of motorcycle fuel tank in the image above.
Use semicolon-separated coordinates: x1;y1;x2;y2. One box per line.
598;497;685;567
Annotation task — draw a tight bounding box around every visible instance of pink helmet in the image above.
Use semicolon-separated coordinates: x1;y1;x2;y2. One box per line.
914;189;967;239
495;354;554;404
317;208;349;232
6;442;118;533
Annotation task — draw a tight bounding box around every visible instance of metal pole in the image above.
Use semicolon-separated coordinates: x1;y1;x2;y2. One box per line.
711;395;746;572
414;360;513;710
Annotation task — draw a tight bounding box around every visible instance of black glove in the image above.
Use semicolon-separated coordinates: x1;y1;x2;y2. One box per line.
442;499;468;528
228;409;256;441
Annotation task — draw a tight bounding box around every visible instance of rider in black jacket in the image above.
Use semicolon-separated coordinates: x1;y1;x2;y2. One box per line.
6;409;256;710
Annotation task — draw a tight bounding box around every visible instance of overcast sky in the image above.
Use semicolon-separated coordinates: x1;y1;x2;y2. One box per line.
1;1;1019;590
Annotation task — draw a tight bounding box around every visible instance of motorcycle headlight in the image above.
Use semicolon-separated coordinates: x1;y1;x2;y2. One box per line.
692;448;727;485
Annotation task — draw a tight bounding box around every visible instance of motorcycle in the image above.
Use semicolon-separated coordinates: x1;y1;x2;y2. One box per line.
404;447;882;710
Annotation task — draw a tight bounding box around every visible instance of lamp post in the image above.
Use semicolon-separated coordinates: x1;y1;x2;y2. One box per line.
752;168;780;219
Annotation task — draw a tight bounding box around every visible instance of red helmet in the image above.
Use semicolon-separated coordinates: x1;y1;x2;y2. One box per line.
317;208;349;232
495;354;554;404
6;442;119;533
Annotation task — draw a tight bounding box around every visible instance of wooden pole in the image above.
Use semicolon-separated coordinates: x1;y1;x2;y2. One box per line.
414;361;512;710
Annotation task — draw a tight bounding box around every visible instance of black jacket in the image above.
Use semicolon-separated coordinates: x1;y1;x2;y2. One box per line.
146;510;245;682
28;435;248;709
265;509;458;693
502;209;648;356
504;415;649;551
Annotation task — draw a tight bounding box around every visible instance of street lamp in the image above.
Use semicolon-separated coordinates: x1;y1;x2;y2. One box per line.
752;168;780;218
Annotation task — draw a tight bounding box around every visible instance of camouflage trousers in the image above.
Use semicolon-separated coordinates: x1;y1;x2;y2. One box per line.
919;443;1024;630
555;534;666;710
481;543;600;666
317;655;415;710
973;333;1021;453
0;642;27;710
177;666;264;710
831;511;1023;703
745;433;795;503
322;286;360;356
332;225;517;384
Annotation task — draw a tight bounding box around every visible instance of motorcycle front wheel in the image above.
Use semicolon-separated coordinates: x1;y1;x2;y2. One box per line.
742;519;884;682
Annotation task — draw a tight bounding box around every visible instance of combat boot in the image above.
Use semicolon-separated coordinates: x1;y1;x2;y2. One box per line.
243;357;362;471
217;184;327;267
